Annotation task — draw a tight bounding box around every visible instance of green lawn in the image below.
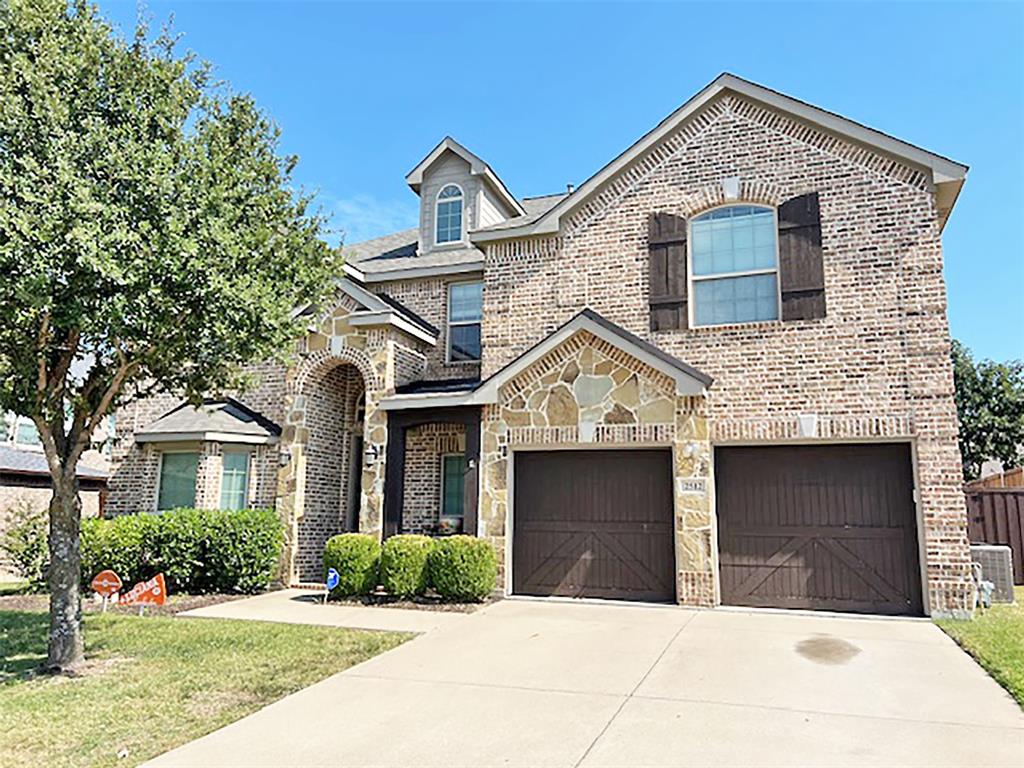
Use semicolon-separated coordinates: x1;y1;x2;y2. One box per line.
937;586;1024;707
0;609;410;768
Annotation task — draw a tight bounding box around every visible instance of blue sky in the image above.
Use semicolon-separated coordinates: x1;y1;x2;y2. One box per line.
98;1;1023;361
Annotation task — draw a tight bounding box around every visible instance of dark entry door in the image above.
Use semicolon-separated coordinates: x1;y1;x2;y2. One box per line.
512;449;675;602
716;444;923;615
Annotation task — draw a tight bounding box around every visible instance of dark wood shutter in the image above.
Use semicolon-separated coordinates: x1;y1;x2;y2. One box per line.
648;213;688;331
777;193;826;320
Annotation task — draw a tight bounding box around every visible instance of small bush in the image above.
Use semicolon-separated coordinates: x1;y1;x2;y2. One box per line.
428;536;497;602
204;508;283;594
81;513;156;587
145;508;206;592
323;533;380;597
380;535;433;597
0;499;48;590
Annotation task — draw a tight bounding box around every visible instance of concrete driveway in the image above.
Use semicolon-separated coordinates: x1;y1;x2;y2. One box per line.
146;599;1023;767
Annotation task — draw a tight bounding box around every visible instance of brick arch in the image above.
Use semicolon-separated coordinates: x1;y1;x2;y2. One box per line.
292;346;379;395
677;179;789;219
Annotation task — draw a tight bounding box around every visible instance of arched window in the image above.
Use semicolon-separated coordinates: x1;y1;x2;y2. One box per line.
690;205;779;326
435;184;463;244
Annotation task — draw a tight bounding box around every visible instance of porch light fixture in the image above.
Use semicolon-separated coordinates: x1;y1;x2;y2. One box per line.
363;443;380;468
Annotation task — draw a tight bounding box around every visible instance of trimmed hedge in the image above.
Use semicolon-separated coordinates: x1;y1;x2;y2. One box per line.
379;534;433;597
80;508;282;594
323;533;380;597
428;535;497;602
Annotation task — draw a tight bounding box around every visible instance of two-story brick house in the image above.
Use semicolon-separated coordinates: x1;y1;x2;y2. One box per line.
106;74;973;617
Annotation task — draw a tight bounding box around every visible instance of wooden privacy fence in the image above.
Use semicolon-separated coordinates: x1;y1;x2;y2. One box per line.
966;489;1024;585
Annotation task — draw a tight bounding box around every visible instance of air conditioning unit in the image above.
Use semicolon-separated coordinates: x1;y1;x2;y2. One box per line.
970;544;1016;603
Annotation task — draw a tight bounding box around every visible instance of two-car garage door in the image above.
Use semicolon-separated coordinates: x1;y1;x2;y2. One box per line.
510;444;923;615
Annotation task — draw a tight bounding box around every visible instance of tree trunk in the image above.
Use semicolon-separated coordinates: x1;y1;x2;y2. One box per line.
47;476;85;671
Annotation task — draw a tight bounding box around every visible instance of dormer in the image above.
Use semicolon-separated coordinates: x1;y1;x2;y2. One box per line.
406;137;525;255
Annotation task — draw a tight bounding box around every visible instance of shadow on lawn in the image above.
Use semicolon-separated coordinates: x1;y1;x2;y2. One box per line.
0;611;49;682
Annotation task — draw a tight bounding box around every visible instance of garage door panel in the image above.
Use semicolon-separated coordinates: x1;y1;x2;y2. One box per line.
513;450;675;602
717;445;923;615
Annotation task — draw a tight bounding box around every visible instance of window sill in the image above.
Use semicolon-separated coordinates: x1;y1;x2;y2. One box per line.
652;317;824;334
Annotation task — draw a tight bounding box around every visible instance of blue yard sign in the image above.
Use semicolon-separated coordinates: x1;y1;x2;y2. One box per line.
324;568;340;604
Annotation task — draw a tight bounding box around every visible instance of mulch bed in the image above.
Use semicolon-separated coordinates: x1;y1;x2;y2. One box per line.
294;590;495;614
0;592;245;617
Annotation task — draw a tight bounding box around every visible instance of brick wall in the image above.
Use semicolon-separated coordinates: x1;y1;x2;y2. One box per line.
402;423;465;534
480;92;971;615
375;277;482;381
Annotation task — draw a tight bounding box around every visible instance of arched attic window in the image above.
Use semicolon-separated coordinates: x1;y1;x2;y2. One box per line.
435;184;464;244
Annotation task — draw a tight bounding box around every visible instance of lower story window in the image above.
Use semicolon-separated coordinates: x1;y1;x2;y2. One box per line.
220;451;251;510
440;454;465;534
157;452;199;511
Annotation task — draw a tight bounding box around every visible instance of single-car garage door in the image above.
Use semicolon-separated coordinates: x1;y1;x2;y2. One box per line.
512;449;675;602
716;444;923;616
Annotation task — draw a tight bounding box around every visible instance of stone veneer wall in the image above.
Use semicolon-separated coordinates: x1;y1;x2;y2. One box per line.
478;330;713;605
402;423;465;534
479;93;971;616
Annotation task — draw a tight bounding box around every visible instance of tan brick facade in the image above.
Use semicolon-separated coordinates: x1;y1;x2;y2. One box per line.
479;93;971;616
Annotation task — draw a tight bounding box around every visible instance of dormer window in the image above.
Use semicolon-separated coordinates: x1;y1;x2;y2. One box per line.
435;184;464;244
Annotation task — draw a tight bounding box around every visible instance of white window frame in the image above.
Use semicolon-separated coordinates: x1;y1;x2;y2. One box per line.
434;183;465;246
446;279;483;363
687;203;782;329
438;452;466;533
155;449;200;512
219;448;252;510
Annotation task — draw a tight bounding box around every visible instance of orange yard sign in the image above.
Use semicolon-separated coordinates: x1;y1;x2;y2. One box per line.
90;570;122;597
123;573;167;606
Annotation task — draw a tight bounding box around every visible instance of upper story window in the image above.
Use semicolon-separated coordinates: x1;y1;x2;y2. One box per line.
448;281;482;362
435;184;464;244
690;205;779;327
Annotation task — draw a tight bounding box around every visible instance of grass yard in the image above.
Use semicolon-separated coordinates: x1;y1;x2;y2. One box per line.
0;608;410;768
937;586;1024;707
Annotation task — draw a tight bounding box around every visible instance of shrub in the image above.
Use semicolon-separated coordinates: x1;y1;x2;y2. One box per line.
380;535;433;597
80;508;282;594
428;536;497;602
145;508;207;592
204;508;283;594
81;513;156;587
323;533;380;597
0;499;48;590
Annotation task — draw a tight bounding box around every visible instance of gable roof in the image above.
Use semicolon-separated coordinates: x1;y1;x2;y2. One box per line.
379;308;711;410
471;73;968;242
0;445;108;480
135;398;282;445
406;136;526;217
336;277;439;343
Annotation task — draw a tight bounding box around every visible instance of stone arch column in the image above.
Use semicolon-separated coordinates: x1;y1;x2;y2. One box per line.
277;344;388;584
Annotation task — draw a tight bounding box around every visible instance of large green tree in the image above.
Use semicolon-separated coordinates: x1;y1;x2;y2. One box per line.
0;1;340;670
951;340;1024;481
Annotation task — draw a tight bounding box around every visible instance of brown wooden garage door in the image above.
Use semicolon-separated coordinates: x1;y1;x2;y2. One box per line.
512;450;675;602
716;444;923;616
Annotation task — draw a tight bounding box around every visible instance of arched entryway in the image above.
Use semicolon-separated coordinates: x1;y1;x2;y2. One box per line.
293;359;367;582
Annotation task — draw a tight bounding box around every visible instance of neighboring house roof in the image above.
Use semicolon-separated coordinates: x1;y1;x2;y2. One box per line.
0;445;108;480
380;308;712;410
135;398;282;445
406;136;526;217
471;72;968;242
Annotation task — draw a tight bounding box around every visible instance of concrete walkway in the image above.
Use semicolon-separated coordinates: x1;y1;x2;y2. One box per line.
148;599;1024;767
177;588;469;633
